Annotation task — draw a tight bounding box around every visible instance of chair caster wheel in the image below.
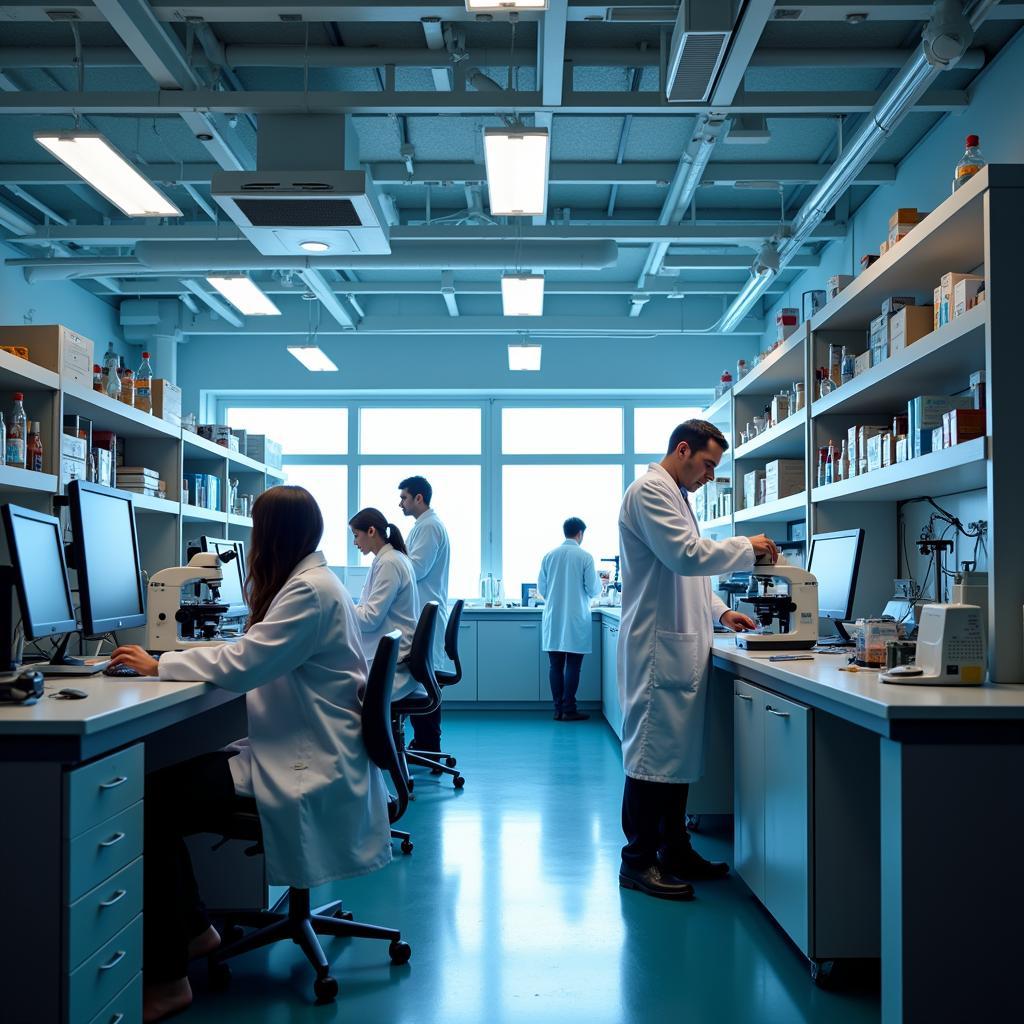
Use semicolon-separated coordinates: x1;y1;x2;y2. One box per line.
313;974;339;1003
223;923;245;945
401;838;414;854
208;962;231;991
389;940;412;965
445;756;457;768
332;908;354;920
453;775;465;789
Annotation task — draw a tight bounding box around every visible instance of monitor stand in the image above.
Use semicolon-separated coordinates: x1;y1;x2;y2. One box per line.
816;617;855;648
34;631;108;676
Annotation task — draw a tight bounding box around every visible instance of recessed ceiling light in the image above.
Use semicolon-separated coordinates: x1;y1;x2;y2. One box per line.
502;274;545;316
206;275;281;316
300;240;330;253
483;128;550;217
288;346;339;372
508;340;542;371
466;1;548;10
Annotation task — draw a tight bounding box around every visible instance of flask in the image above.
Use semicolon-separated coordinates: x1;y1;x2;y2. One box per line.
7;393;26;469
119;369;135;407
27;421;43;472
104;345;122;400
953;134;985;192
736;358;749;380
135;351;153;414
714;369;733;400
92;364;104;393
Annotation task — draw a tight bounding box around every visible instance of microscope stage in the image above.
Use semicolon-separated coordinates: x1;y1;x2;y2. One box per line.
736;634;816;651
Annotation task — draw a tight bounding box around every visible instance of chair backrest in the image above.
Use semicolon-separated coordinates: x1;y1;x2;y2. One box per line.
405;600;441;711
361;630;409;824
437;599;465;687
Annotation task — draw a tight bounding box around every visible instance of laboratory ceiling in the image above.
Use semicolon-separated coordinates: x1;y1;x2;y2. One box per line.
0;1;1020;341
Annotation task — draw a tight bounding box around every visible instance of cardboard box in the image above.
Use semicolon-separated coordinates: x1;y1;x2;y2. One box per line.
908;395;974;457
953;277;984;318
743;469;766;510
939;272;983;326
765;459;804;503
199;424;240;452
933;285;942;331
888;208;923;229
770;393;790;423
94;447;112;488
847;426;859;478
896;437;909;463
61;433;87;461
866;433;884;473
879;240;890;256
150;379;182;427
854;351;872;377
947;407;985;445
776;307;799;342
827;275;854;300
60;456;87;488
858;425;888;474
860;253;880;271
887;225;917;247
246;435;283;469
881;296;917;318
889;305;934;354
0;324;95;386
932;426;945;453
881;433;896;467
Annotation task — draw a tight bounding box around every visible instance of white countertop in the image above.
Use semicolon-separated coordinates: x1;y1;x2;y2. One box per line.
461;605;621;618
713;639;1024;721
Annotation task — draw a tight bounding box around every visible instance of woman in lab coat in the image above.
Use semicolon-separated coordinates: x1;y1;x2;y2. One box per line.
109;485;393;1022
617;420;777;901
348;507;424;702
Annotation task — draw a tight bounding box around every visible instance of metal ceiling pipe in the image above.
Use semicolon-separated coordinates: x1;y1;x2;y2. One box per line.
716;0;997;333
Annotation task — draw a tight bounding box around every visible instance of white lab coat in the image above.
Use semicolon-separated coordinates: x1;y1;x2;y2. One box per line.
354;544;424;701
617;463;755;783
538;539;602;653
406;508;452;673
158;552;393;889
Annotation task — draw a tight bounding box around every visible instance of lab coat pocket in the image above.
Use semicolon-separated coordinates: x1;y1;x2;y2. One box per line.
652;630;701;692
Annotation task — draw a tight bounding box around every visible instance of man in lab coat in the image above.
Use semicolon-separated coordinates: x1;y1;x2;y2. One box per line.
400;475;451;751
538;517;603;721
617;420;778;901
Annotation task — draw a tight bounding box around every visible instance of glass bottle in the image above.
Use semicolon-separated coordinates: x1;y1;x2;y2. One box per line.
794;382;806;412
7;393;26;469
953;134;985;192
104;350;122;400
824;439;836;485
715;369;734;400
119;369;135;407
27;421;43;473
839;439;849;481
736;358;749;380
817;446;828;488
0;412;6;467
840;346;856;386
135;351;154;414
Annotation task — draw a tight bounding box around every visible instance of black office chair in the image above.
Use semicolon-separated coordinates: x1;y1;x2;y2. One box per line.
207;631;412;1005
406;600;466;786
391;601;463;790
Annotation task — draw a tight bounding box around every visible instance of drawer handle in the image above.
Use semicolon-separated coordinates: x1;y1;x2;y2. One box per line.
98;949;126;971
519;625;537;629
734;692;753;701
766;705;790;718
99;889;128;908
99;776;129;790
99;832;126;848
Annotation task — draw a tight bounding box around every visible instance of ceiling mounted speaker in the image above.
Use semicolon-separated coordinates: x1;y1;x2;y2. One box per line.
665;0;733;102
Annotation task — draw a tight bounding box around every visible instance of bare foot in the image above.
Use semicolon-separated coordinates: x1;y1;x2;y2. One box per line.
143;977;192;1022
187;924;221;960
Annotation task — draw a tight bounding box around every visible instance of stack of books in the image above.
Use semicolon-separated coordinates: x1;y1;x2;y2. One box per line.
118;466;164;498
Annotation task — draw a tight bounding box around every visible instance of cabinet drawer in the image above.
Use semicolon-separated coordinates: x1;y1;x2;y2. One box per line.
68;802;143;903
68;915;142;1024
87;971;142;1024
66;745;144;839
68;857;143;971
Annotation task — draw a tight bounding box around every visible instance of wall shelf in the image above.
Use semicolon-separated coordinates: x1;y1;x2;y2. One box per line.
701;389;732;424
699;514;733;532
182;506;226;524
733;328;806;398
734;408;806;461
182;432;233;461
734;491;807;524
0;465;58;494
130;494;180;516
227;513;254;528
0;351;60;392
62;382;180;439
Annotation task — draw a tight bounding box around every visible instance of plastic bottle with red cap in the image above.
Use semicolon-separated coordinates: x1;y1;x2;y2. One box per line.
953;135;985;192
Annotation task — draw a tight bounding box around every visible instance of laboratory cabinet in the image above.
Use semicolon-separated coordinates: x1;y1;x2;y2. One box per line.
445;619;478;701
601;618;622;737
476;619;542;701
732;677;880;971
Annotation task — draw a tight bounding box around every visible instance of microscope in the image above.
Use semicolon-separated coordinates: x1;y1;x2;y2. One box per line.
735;557;819;651
601;556;622;605
146;550;237;652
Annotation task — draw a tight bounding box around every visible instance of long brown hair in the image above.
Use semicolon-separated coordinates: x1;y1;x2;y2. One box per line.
246;485;324;627
348;507;407;555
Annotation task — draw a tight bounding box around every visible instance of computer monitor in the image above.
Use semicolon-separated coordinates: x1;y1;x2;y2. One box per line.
806;528;865;641
67;480;146;635
191;537;247;618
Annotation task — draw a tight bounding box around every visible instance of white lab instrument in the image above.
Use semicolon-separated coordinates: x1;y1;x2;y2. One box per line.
146;551;234;651
879;603;986;685
735;560;819;651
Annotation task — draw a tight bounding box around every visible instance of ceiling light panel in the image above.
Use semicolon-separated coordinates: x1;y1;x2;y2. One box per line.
508;342;542;371
34;132;182;218
502;275;545;316
206;276;282;316
466;1;548;10
483;128;550;217
288;346;339;372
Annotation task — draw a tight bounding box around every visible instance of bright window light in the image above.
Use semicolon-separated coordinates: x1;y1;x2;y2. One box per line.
287;346;339;372
34;131;182;218
502;275;545;316
508;342;542;371
360;408;481;455
502;407;623;454
225;407;348;454
466;1;548;9
207;275;281;316
483;128;549;217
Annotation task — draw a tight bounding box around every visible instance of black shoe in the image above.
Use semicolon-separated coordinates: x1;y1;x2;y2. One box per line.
618;863;695;901
561;711;590;721
553;711;563;720
658;847;730;881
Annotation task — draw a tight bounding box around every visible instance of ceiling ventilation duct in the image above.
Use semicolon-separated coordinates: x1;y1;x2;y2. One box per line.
211;115;390;256
665;0;733;102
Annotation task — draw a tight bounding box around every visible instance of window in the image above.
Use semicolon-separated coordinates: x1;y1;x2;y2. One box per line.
279;465;349;566
502;408;623;455
225;407;348;455
502;465;622;595
633;407;703;455
360;408;481;455
358;465;481;600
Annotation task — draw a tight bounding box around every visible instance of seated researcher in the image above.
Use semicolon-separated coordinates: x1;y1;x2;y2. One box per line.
110;486;393;1022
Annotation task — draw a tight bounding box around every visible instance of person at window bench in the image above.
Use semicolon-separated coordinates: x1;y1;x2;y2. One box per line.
110;486;393;1022
538;516;603;721
349;506;425;702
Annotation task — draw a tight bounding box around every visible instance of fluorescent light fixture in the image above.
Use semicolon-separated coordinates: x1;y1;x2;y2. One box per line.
466;1;548;10
300;240;331;253
483;128;549;217
288;346;339;372
34;131;182;218
508;340;542;371
206;275;282;316
502;274;545;316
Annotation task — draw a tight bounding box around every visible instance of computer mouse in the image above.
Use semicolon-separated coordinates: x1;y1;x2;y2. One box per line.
58;687;89;700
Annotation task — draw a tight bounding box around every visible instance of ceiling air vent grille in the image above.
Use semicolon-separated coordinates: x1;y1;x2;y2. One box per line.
234;198;362;228
665;0;733;103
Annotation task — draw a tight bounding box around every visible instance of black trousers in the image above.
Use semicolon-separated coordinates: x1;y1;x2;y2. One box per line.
548;651;585;714
411;705;442;751
144;750;240;983
620;775;692;870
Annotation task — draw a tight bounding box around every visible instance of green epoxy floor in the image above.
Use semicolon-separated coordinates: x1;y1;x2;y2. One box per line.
185;711;880;1023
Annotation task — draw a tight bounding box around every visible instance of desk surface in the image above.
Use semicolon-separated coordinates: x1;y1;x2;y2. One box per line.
713;639;1024;723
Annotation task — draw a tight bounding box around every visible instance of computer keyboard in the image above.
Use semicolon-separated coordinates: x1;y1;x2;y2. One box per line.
103;663;142;678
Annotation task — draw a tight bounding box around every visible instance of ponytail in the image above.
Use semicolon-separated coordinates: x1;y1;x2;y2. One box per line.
349;506;407;555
